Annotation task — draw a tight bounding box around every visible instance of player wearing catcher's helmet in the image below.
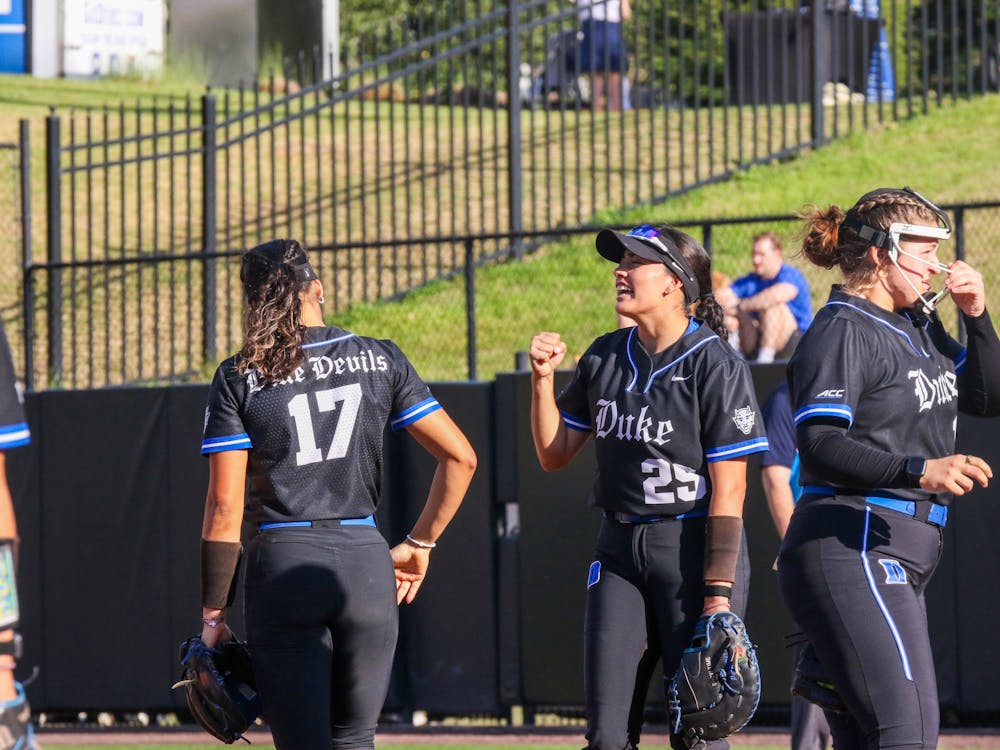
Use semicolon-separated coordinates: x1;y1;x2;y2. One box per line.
778;188;1000;750
197;239;476;749
529;224;768;750
0;318;35;750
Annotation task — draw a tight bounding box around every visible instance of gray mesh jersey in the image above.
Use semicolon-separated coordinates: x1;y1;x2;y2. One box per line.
556;321;768;516
788;286;965;501
201;326;440;526
0;319;29;451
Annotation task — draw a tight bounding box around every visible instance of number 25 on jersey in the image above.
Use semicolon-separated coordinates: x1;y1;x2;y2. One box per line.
641;458;705;505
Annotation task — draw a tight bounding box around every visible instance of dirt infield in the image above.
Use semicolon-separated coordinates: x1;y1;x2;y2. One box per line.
34;726;1000;747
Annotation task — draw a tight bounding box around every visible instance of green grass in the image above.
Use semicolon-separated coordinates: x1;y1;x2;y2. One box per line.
1;73;997;385
331;94;1000;381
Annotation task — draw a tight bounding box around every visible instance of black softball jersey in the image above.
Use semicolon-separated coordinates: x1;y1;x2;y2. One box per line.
789;286;1000;500
201;325;440;525
556;320;769;516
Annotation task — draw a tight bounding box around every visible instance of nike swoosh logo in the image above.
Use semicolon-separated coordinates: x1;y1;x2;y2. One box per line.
671;374;693;381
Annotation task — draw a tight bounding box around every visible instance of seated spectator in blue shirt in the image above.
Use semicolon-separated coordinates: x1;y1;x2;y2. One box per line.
723;232;813;363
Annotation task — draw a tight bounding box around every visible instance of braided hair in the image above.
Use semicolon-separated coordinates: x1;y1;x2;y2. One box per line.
238;239;315;382
800;189;941;291
655;225;728;340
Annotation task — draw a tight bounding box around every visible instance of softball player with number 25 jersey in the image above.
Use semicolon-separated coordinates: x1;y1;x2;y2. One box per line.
531;224;767;750
778;188;1000;750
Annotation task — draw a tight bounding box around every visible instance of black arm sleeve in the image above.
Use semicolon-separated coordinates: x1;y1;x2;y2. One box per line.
958;309;1000;417
796;418;910;490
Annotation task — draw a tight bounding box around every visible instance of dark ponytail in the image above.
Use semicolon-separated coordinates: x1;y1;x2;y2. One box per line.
238;239;314;382
655;225;728;339
694;293;727;340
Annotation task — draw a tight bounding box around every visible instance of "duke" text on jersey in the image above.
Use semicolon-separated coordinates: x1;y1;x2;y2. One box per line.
594;399;674;445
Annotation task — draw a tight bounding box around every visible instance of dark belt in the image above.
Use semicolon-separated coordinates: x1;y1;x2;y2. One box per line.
603;508;708;524
802;485;948;528
259;515;376;531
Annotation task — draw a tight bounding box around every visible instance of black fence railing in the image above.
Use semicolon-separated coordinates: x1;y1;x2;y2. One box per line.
20;201;1000;388
7;0;999;388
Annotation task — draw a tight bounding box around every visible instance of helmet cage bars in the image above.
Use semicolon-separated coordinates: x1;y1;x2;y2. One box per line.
841;187;953;313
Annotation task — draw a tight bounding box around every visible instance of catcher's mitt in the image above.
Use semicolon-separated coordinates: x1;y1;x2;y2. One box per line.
173;635;261;744
667;611;761;749
791;641;847;714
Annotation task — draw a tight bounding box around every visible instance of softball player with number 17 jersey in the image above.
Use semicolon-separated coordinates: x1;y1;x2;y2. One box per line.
778;188;1000;750
530;224;767;750
198;239;476;750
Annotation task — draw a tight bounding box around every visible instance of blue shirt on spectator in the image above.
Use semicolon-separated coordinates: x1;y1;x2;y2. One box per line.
731;264;813;333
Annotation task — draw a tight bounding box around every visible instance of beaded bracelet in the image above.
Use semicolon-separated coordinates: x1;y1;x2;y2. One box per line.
405;534;437;549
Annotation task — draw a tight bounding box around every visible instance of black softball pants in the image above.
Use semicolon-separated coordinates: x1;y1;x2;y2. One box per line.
777;496;943;750
244;525;399;750
583;516;750;750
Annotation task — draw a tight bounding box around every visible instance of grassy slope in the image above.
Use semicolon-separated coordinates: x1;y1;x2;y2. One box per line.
332;95;1000;380
1;75;997;381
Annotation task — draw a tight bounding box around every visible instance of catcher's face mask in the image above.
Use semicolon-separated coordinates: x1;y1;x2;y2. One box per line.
843;187;953;313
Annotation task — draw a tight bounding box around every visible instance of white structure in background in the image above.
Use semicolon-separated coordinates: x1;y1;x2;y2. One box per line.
61;0;164;77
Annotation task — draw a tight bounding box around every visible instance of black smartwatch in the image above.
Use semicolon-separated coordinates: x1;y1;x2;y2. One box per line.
904;456;928;487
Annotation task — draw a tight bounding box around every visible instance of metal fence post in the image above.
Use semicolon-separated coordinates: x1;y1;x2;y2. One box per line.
45;112;61;388
202;93;218;366
465;238;477;381
506;0;524;259
810;0;827;146
19;119;32;391
954;206;966;341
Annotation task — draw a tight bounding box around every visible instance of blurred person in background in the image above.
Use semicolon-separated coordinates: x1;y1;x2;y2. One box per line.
721;232;813;363
577;0;631;111
760;381;831;750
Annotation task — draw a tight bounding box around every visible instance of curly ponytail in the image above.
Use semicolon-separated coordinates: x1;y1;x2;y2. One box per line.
654;225;729;339
694;294;728;339
237;239;314;382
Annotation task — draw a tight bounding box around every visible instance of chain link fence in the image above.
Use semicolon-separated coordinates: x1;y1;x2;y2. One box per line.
0;141;25;378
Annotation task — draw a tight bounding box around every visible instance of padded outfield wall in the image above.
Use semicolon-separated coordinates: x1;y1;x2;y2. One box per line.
7;365;999;715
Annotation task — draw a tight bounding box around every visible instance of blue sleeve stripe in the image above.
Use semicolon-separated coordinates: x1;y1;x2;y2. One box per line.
0;423;30;449
954;348;967;374
559;410;591;432
705;437;770;461
391;398;441;430
201;434;252;453
794;404;853;426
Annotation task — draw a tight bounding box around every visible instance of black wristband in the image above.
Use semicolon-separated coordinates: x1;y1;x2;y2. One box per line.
704;515;743;583
703;584;733;599
201;540;243;609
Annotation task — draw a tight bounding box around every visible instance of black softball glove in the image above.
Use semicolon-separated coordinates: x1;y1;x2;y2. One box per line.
173;635;261;744
667;611;761;748
792;640;847;714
